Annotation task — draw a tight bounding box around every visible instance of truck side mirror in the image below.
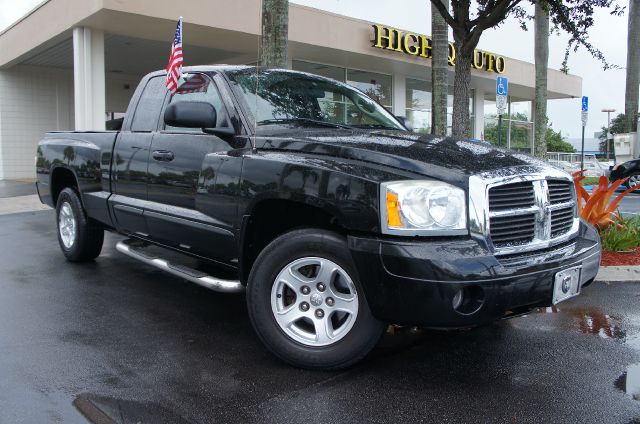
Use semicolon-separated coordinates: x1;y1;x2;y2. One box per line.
164;101;217;129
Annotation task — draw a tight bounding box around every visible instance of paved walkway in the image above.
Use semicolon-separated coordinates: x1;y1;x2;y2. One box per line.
0;194;50;215
0;179;37;198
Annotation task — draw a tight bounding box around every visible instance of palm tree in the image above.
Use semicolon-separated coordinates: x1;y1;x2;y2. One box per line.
63;146;75;165
533;1;549;158
260;0;289;68
431;0;449;137
625;0;639;133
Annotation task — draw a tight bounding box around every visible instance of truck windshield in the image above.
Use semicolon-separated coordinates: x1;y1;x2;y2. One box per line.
225;68;404;131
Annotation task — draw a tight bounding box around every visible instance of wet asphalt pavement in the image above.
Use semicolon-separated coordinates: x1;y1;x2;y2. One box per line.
1;210;639;424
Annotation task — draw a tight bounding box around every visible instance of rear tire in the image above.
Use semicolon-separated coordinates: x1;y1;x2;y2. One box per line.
246;229;385;370
56;188;104;262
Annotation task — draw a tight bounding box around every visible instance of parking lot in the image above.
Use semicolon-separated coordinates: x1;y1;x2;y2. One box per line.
0;208;639;423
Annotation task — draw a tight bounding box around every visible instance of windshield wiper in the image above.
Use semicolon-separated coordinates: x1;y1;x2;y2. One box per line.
351;124;403;130
257;118;353;130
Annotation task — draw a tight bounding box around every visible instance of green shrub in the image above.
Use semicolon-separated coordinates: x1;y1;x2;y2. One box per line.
579;177;601;186
599;214;640;252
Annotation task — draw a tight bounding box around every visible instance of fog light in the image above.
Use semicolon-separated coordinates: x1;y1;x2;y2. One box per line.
452;285;485;316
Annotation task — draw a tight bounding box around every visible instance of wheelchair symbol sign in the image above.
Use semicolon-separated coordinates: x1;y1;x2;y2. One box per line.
496;77;508;96
581;96;588;112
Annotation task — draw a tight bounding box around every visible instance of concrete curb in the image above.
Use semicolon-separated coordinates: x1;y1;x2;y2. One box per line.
595;266;640;282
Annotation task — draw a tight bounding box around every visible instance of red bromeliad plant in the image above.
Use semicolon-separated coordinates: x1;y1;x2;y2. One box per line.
572;171;636;229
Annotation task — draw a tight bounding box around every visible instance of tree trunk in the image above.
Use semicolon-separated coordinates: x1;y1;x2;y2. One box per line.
260;0;289;68
534;1;550;158
431;0;449;137
451;35;473;138
625;0;640;133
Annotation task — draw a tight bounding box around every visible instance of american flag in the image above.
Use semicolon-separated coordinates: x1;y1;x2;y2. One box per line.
177;73;208;94
166;17;183;94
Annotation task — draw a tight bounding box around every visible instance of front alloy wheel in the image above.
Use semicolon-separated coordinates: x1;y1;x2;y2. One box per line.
247;229;385;370
271;257;359;347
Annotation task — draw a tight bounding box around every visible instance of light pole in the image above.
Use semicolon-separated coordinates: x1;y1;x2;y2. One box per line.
602;108;616;160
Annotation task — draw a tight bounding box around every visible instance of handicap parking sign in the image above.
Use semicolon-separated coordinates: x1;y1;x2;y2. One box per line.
496;77;508;96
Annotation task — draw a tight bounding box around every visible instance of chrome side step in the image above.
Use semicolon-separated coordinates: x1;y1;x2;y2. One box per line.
115;239;244;293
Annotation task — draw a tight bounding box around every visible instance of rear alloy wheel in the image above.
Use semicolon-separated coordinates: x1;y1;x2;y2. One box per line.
247;229;385;370
56;187;104;262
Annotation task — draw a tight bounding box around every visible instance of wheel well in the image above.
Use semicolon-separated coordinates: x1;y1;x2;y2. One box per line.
50;167;78;206
241;200;345;283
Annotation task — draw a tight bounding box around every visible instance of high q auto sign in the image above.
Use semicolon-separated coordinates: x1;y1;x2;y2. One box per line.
371;24;507;74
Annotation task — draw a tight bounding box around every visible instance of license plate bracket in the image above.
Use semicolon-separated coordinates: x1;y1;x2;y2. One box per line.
552;266;582;305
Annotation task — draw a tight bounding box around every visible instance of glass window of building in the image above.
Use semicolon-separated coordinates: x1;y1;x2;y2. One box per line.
405;78;474;137
346;69;392;111
292;61;346;82
484;98;533;152
405;78;432;134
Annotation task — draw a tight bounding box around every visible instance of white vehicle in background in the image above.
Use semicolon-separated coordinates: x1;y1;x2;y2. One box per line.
573;158;605;177
548;159;579;174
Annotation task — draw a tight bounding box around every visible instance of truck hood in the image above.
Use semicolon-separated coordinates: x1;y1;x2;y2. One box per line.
254;128;550;181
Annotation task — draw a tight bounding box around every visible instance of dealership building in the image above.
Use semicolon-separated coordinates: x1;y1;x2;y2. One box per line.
0;0;582;180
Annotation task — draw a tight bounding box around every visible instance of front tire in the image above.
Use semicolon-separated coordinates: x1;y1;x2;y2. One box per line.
246;229;385;370
56;188;104;262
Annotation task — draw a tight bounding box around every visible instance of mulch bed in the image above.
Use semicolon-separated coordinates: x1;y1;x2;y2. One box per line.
601;246;640;266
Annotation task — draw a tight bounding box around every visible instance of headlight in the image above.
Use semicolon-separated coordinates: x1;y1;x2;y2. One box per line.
381;180;467;236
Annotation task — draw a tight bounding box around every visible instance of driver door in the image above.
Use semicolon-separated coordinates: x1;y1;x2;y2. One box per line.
145;73;240;264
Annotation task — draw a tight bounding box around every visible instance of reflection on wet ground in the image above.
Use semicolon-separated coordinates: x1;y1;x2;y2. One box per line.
535;304;640;403
615;364;640;401
536;306;631;343
74;393;193;424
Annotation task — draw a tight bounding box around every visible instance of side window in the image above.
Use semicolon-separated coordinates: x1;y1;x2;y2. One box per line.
165;73;229;132
130;76;166;132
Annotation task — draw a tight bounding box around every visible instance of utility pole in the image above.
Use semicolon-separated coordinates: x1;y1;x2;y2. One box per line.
601;108;615;160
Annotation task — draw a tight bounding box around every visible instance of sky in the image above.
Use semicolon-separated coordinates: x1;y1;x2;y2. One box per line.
0;0;631;139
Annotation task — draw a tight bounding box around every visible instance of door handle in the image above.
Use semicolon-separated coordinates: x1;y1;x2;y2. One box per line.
152;150;175;162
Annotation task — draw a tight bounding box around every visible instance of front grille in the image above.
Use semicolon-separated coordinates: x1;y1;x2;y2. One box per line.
489;213;536;246
488;181;535;211
484;178;577;251
551;207;575;237
547;179;573;204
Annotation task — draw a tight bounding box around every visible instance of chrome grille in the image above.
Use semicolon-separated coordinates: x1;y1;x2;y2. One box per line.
489;213;536;246
547;179;575;238
469;171;579;255
551;207;575;237
488;181;535;211
547;180;573;204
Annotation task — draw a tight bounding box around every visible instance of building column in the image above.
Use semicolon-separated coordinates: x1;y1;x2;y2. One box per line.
392;73;406;117
73;27;105;130
473;89;485;140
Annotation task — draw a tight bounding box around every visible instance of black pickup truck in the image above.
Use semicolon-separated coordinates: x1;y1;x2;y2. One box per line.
37;66;601;369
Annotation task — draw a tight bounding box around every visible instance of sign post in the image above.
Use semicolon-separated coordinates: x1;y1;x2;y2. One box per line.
496;77;508;147
580;96;588;171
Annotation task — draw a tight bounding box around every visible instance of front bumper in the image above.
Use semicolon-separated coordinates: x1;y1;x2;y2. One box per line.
349;220;601;327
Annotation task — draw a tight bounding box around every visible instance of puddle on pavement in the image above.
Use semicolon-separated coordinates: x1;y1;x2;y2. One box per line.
535;306;631;342
615;364;640;401
73;393;192;424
